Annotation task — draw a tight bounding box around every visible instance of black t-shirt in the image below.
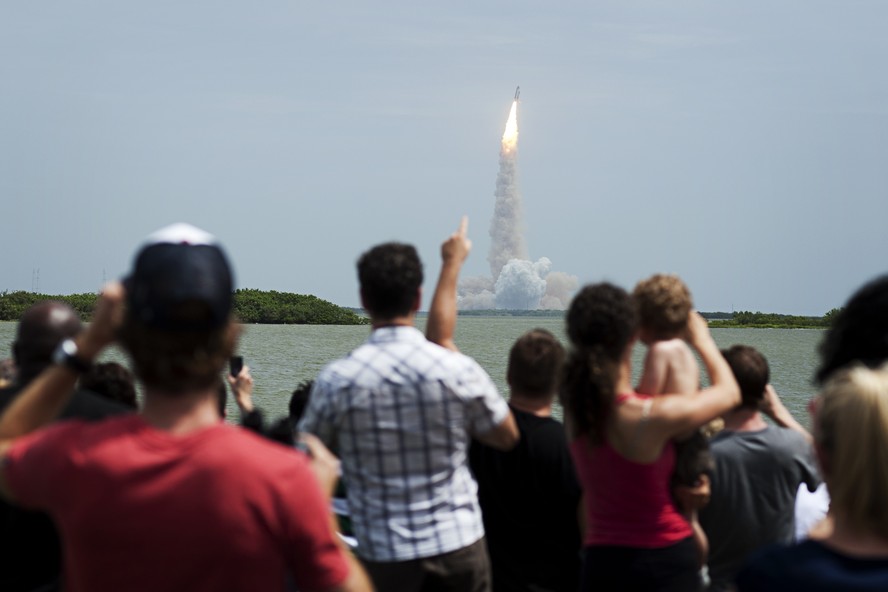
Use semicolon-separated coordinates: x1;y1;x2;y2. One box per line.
0;384;133;592
469;405;582;592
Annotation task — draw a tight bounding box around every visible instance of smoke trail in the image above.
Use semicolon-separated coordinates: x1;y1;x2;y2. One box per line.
458;91;579;310
488;100;526;282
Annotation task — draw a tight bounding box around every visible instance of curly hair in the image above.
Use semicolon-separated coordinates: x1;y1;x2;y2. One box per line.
632;274;693;340
357;242;423;320
560;283;638;444
817;274;888;385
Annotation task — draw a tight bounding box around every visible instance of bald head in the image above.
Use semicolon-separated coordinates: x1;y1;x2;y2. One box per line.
13;302;83;384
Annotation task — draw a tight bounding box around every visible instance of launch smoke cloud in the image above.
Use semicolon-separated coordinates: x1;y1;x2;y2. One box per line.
458;90;578;310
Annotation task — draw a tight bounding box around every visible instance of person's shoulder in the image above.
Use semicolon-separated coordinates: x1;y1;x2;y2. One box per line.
738;540;888;591
764;424;814;450
649;338;690;355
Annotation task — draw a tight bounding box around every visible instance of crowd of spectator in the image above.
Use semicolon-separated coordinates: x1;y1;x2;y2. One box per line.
0;219;887;591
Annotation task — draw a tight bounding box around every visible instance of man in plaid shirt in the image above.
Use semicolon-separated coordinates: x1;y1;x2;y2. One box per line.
300;220;519;592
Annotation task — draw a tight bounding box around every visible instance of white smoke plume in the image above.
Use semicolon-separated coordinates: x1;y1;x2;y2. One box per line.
458;93;579;310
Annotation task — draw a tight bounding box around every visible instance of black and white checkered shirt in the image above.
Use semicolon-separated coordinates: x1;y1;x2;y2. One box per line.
299;325;510;562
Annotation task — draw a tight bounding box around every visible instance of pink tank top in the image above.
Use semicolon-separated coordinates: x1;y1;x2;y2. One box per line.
569;393;692;548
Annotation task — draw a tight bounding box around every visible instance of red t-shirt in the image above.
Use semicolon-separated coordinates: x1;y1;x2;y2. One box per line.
569;393;692;548
5;416;349;592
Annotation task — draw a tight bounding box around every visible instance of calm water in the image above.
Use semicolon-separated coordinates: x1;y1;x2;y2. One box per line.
0;319;824;426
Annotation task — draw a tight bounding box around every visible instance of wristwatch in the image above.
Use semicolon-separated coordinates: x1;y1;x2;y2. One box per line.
51;339;92;373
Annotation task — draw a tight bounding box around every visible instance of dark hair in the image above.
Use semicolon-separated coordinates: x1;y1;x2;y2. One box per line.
721;345;769;409
217;381;228;418
79;362;138;409
560;283;638;444
507;329;565;398
118;314;239;394
357;242;423;320
289;380;314;423
817;275;888;385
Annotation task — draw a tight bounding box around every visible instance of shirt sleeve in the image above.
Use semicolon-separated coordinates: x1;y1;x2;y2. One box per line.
278;455;351;591
3;421;84;510
458;358;510;437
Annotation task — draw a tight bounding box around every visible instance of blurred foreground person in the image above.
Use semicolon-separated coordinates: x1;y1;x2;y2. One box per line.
0;301;131;592
0;224;370;592
737;364;888;590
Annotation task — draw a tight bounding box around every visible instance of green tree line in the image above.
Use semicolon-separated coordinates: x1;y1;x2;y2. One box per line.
706;308;842;329
0;290;369;326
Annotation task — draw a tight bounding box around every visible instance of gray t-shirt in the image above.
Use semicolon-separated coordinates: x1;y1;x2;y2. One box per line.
699;425;821;591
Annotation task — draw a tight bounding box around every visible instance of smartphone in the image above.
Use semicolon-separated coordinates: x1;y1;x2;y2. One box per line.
229;356;244;377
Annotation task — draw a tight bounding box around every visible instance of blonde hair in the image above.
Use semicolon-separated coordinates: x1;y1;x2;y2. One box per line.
632;274;693;339
816;364;888;539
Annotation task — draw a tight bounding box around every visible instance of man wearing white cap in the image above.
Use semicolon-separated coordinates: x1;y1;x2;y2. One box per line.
0;224;371;592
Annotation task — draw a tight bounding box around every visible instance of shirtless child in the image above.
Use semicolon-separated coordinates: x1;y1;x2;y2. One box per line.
633;274;714;568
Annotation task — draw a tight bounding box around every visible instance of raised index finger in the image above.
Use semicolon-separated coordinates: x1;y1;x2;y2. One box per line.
457;215;468;237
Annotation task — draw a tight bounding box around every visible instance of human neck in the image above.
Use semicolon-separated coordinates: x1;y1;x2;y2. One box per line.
371;314;415;329
721;407;767;432
509;393;553;417
141;387;222;435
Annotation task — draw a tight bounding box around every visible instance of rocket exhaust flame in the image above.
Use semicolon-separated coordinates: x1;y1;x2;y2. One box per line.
457;87;579;311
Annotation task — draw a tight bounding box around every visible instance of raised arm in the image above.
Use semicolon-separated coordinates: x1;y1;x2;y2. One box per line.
761;384;812;444
0;283;124;499
0;283;123;442
654;312;741;436
425;216;471;352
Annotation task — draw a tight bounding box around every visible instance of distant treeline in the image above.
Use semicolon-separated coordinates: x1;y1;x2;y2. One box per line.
705;309;841;329
0;289;369;326
437;309;840;329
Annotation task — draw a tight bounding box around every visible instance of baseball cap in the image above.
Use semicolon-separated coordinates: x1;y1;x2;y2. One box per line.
124;223;234;330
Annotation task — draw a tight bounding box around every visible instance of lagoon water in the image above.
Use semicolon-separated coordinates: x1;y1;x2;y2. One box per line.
0;319;824;427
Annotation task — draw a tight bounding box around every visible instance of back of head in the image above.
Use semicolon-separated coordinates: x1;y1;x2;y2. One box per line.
357;242;423;320
561;283;638;443
815;364;888;540
721;345;770;410
507;329;565;399
13;301;83;384
817;274;888;385
632;274;693;340
289;380;314;423
79;362;138;409
119;223;238;394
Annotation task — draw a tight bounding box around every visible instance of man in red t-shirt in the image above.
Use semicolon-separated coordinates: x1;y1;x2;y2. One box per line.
0;223;371;592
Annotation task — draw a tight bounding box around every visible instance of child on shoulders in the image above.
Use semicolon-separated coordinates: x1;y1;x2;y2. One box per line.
633;274;715;571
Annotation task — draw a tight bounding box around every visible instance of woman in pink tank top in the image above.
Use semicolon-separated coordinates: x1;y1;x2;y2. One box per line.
561;283;740;591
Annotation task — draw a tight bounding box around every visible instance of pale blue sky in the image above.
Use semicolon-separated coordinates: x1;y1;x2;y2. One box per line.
2;1;886;315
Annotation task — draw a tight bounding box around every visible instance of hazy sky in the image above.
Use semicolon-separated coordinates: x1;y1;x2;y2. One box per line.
2;1;887;315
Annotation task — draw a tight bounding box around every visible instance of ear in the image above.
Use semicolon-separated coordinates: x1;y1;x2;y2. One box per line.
411;287;422;314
